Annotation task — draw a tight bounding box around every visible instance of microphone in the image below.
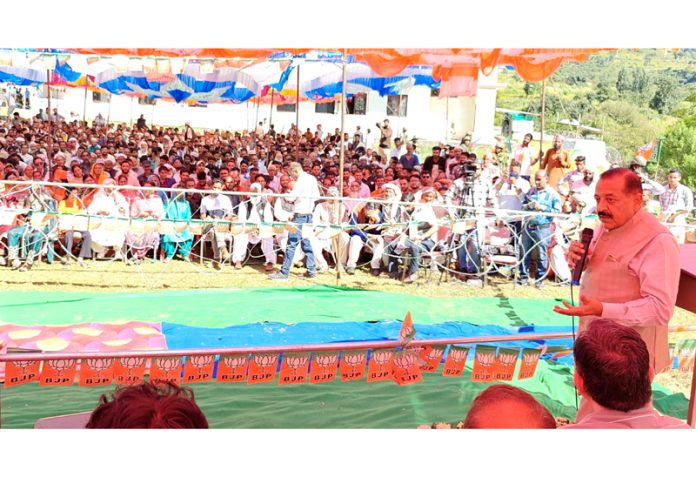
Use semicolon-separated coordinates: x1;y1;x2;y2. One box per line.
571;228;594;286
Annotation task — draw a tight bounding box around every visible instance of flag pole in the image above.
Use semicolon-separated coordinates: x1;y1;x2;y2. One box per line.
295;65;300;139
46;68;53;173
82;79;88;125
539;79;546;162
653;138;663;181
336;48;348;283
269;88;275;129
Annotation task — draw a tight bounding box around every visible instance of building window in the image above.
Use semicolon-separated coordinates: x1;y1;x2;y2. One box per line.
138;96;157;105
41;85;66;99
315;101;336;114
347;95;367;115
276;103;296;112
386;94;408;117
92;91;111;103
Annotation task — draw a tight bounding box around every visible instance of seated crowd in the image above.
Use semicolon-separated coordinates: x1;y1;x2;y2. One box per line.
0;117;692;283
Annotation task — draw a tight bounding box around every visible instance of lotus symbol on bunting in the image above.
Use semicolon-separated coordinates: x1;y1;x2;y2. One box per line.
157;357;181;372
189;355;214;369
12;360;35;372
400;325;414;341
315;354;338;370
448;348;467;363
286;356;309;377
120;357;146;377
372;351;392;370
394;353;415;369
48;359;75;379
254;354;277;369
523;352;539;366
223;355;247;368
426;348;444;361
499;353;517;367
478;352;496;368
344;353;365;371
86;358;113;380
87;358;113;373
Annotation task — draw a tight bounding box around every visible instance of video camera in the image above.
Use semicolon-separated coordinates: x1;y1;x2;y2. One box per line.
460;160;478;187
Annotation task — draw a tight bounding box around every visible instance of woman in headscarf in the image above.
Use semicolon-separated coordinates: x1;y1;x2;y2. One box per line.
125;178;165;262
87;178;128;259
161;189;193;262
90;162;109;184
57;186;92;266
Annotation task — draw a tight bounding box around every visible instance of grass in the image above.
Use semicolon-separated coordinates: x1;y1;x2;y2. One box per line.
1;258;695;397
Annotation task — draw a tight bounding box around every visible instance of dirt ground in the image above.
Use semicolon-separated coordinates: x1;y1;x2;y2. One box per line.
1;258;694;396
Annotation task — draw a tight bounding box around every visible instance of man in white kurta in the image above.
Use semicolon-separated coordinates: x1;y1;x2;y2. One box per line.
555;168;680;375
233;183;276;271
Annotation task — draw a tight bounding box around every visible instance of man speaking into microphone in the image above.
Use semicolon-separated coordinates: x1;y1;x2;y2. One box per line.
554;168;680;374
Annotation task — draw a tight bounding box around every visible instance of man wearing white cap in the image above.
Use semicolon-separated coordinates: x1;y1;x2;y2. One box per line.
234;182;276;271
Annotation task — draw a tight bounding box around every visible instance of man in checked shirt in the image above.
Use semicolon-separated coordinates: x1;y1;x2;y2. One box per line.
658;167;693;243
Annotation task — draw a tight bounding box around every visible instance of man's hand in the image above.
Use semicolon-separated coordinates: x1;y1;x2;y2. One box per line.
553;295;603;317
566;240;585;267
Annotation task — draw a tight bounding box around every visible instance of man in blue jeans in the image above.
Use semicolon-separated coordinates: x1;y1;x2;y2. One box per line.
270;162;320;280
519;170;562;288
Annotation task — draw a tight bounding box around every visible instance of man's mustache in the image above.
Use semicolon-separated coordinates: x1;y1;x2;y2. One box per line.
598;211;612;218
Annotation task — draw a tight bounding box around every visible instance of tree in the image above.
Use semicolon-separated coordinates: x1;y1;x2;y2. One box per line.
662;121;696;189
650;76;680;114
616;68;633;95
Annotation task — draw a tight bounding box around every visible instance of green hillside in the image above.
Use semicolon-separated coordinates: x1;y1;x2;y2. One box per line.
496;49;696;187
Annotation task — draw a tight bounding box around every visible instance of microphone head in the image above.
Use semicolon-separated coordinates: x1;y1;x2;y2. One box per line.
581;227;594;242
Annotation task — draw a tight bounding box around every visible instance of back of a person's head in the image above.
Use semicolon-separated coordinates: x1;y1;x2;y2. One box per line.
574;319;652;412
462;384;556;429
86;381;209;429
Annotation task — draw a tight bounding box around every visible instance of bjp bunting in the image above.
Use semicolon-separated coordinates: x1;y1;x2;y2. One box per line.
3;314;546;388
3;343;544;388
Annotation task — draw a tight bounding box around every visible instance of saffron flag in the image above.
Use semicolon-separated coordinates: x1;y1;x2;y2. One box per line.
493;347;519;381
216;354;249;383
367;349;394;382
418;345;446;373
40;359;77;386
471;345;497;382
113;357;147;385
636;139;658;161
247;353;279;385
392;350;423;386
518;348;542;380
79;358;114;387
278;352;310;385
149;356;182;384
309;351;339;384
5;360;40;387
442;346;469;377
340;350;368;382
399;311;416;344
183;355;215;383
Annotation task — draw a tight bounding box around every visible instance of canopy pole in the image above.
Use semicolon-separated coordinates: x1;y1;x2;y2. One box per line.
269;89;275;130
336;49;348;283
254;97;260;129
539;79;546;161
46;69;53;173
82;81;88;125
151;101;156;128
130;96;134;128
445;96;449;143
106;93;112;125
295;65;300;138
